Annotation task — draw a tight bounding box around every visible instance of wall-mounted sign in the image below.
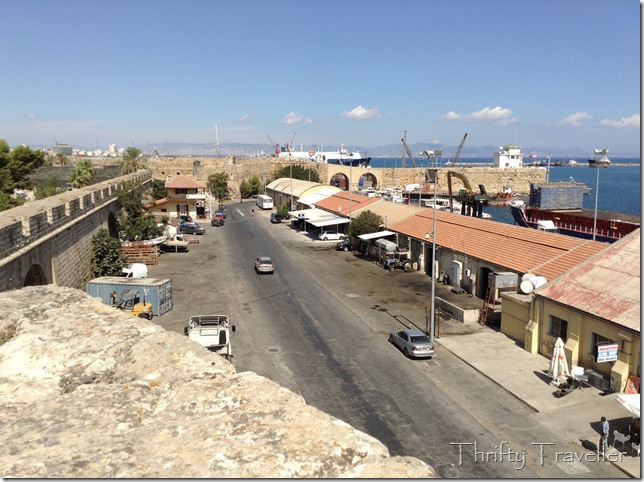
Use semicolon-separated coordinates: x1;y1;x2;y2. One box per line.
186;194;205;200
597;343;619;363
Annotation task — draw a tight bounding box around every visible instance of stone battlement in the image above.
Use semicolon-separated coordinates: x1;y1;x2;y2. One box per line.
0;171;150;261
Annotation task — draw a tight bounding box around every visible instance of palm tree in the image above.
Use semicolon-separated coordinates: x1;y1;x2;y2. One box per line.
68;159;96;188
119;147;147;175
55;152;67;166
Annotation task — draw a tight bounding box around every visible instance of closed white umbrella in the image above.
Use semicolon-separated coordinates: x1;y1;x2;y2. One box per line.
548;337;570;382
616;393;640;417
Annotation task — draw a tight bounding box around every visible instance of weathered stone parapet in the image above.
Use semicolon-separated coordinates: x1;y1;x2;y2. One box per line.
0;285;435;478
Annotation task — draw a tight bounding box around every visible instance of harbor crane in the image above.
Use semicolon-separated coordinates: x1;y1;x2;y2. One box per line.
401;131;418;168
267;134;280;156
448;133;468;167
284;132;297;156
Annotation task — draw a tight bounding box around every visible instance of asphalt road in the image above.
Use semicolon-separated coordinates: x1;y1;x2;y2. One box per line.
148;203;623;478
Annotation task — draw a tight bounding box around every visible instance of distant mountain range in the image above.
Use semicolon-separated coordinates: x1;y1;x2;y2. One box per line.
39;141;638;159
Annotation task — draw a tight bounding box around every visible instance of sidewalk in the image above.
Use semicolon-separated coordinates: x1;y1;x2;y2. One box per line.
438;330;641;478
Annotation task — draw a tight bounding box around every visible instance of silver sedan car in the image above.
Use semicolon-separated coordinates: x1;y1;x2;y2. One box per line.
389;329;435;358
254;256;275;274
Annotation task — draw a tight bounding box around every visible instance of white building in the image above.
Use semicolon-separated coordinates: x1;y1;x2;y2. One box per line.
493;145;524;168
109;144;119;157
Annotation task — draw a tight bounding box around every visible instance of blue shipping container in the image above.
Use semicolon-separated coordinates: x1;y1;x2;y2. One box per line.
86;277;173;316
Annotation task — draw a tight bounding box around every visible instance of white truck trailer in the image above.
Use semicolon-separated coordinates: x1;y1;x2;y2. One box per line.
183;315;236;360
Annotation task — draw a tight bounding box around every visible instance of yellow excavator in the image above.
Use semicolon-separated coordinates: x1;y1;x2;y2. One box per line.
447;171;487;217
113;289;154;320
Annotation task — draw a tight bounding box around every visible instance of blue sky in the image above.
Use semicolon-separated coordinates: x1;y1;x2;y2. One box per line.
1;0;640;155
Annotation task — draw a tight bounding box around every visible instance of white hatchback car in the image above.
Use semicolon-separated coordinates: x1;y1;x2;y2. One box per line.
318;230;345;241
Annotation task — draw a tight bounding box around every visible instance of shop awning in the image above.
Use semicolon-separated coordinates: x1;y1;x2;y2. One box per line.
309;217;350;227
358;230;396;240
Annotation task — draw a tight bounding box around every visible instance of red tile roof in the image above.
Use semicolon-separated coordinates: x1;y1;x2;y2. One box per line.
315;192;609;285
535;230;640;332
390;209;607;281
165;175;206;189
314;191;380;215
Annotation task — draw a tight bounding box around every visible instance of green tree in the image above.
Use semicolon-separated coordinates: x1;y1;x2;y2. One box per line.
149;179;167;200
0;140;44;190
69;159;96;188
275;204;290;218
116;181;163;241
91;228;128;277
239;175;261;198
207;172;229;200
347;210;383;239
273;164;320;183
34;177;65;199
119;147;147;175
0;140;46;211
0;191;21;211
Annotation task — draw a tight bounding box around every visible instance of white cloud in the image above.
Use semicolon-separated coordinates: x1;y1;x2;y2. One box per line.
441;106;516;125
281;112;313;125
18;111;38;120
559;112;593;127
340;105;381;121
236;114;252;123
600;114;640;128
559;112;592;127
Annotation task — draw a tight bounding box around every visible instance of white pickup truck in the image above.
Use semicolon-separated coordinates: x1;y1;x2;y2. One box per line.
183;315;236;360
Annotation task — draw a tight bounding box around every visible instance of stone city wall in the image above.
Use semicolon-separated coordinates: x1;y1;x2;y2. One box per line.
147;157;547;197
0;171;151;292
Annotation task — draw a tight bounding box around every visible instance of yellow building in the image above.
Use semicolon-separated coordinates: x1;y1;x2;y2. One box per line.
148;175;208;221
503;230;640;393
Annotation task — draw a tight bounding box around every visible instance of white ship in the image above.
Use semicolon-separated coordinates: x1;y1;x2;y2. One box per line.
278;144;371;167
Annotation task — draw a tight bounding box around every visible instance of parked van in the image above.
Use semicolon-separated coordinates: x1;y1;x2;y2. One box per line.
256;194;274;210
122;263;149;278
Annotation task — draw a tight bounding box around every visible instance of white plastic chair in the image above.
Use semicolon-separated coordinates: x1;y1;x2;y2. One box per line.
613;430;630;450
631;443;640;458
571;366;588;389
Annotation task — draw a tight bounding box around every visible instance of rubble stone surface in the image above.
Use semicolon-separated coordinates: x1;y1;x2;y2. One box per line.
0;285;435;478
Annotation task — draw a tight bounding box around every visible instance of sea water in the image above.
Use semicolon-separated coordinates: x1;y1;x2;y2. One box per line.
368;158;641;225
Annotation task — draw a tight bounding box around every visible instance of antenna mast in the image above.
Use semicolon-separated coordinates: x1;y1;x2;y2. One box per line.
215;125;221;156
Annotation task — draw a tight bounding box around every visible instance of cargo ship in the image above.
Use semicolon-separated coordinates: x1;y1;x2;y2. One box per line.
509;182;639;243
588;148;611;168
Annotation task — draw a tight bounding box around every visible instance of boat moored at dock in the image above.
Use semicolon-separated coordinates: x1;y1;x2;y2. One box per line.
509;182;639;243
278;144;371;167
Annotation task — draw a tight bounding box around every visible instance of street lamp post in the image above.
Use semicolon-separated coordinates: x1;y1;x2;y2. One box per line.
423;160;439;344
290;158;293;210
592;162;600;241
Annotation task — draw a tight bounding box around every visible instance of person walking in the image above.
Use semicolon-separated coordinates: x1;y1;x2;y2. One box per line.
599;416;610;459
